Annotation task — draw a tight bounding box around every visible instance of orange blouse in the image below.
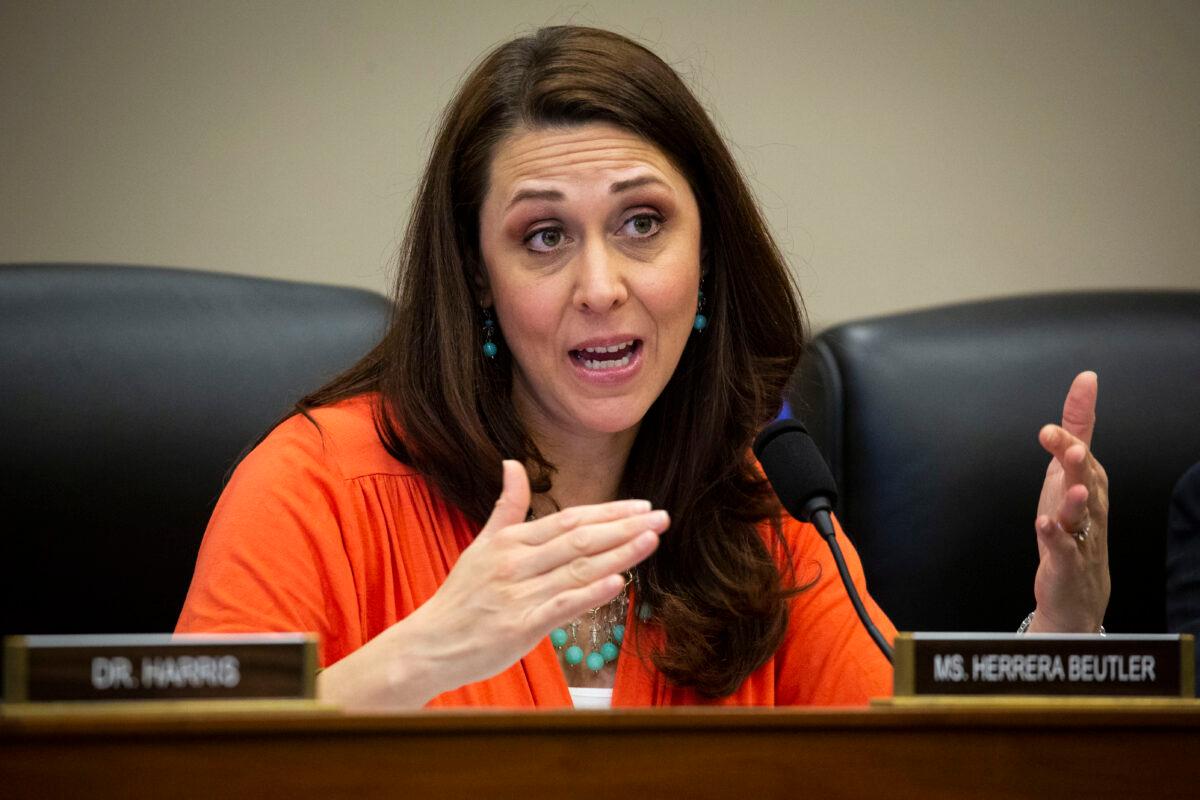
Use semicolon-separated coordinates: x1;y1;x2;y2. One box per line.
177;394;896;707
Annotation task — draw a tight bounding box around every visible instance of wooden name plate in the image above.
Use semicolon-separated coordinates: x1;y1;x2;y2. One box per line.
3;633;317;703
894;632;1195;698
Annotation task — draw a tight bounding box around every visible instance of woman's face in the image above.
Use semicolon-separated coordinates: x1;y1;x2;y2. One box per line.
478;123;702;445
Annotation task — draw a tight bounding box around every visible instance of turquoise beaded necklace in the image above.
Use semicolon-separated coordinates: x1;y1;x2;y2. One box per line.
530;507;651;674
549;572;637;674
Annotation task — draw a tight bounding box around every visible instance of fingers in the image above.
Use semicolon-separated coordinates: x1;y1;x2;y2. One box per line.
527;574;628;633
476;458;664;600
1055;483;1090;534
520;498;654;545
1059;370;1098;446
1040;425;1101;522
521;509;669;577
533;527;661;604
1036;491;1094;559
474;459;664;638
1040;425;1090;484
1035;514;1076;558
1040;420;1106;495
481;460;532;534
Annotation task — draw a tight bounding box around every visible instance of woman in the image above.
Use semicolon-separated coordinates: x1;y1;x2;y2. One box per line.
177;26;1110;709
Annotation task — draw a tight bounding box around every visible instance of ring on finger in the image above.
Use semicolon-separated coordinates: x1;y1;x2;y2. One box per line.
1071;517;1091;543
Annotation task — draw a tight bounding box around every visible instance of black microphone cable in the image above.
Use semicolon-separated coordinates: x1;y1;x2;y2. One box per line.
754;418;895;664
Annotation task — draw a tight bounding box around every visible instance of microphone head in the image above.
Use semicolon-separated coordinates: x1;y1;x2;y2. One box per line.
752;418;838;522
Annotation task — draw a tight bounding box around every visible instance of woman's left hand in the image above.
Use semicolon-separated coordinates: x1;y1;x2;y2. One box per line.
1028;370;1111;633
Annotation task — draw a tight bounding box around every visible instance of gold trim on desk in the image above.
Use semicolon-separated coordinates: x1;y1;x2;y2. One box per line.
874;695;1200;710
3;637;29;702
893;632;915;696
1182;633;1195;699
1;698;333;719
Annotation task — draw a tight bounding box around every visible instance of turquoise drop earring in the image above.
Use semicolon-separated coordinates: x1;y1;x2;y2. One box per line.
481;307;498;359
477;307;496;359
693;287;708;332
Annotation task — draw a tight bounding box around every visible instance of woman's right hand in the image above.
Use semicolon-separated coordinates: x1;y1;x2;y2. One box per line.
318;460;668;710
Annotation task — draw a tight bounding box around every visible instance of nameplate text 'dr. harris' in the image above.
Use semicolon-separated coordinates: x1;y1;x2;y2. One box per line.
3;633;317;703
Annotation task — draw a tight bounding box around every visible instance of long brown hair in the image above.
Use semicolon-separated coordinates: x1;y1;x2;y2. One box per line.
300;26;807;697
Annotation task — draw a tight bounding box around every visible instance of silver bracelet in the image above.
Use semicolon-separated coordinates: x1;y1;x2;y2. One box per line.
1017;610;1105;635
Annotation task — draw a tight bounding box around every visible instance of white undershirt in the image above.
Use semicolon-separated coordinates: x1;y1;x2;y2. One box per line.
568;686;613;709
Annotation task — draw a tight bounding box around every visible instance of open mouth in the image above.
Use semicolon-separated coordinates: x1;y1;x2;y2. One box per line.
569;339;641;371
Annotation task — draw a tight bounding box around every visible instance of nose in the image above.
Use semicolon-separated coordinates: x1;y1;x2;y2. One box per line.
572;239;629;313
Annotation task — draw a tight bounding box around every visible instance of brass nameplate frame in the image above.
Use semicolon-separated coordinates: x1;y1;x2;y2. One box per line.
894;632;1194;698
3;633;318;703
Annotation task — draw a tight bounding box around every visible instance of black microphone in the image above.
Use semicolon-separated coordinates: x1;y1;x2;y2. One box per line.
753;418;895;663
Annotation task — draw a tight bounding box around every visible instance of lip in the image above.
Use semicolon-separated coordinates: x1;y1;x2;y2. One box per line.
569;333;641;351
567;337;644;385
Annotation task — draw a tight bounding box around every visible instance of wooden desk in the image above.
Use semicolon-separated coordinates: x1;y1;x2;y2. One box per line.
3;701;1199;798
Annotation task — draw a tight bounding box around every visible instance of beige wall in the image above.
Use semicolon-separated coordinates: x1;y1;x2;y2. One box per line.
2;1;1197;330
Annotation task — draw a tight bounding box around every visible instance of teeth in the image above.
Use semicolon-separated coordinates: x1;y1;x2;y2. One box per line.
582;354;632;370
582;340;635;354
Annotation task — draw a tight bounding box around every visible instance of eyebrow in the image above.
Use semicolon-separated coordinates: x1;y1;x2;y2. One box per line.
507;188;565;209
609;175;669;194
505;175;670;211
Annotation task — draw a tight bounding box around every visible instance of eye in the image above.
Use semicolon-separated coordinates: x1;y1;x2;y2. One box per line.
525;227;565;253
621;213;663;238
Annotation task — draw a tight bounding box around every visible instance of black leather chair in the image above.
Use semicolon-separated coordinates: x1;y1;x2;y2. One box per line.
0;264;391;643
1166;460;1200;694
789;291;1200;633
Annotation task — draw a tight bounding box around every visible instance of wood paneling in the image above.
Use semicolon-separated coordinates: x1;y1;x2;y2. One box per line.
3;703;1199;799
